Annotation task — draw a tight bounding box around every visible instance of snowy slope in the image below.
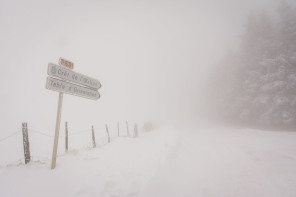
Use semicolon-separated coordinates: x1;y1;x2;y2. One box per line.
143;126;296;197
1;126;296;197
0;127;179;197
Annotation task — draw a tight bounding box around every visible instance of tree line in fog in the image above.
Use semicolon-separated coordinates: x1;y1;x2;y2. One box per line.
209;1;296;130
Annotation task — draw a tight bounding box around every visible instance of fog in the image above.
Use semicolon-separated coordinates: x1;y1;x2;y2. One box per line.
0;0;285;136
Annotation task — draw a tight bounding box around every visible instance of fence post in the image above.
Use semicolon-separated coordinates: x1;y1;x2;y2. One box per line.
126;121;130;137
22;122;31;164
105;124;110;143
117;122;119;137
134;123;138;138
65;122;68;151
92;126;96;148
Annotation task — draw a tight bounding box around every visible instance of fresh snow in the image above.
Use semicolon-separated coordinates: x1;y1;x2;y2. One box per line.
1;126;296;197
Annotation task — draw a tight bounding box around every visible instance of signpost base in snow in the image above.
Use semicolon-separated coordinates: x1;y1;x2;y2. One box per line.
51;92;63;169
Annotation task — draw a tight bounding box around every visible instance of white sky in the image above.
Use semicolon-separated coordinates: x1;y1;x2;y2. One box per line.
0;0;283;136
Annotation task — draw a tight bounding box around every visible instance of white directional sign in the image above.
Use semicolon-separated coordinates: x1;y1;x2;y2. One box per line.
47;58;101;169
48;63;101;89
46;77;100;100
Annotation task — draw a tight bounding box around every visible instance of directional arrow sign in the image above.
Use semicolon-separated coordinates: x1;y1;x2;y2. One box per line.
48;63;101;90
46;77;100;100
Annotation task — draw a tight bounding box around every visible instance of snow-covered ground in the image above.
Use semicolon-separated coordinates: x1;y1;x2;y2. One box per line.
1;125;296;197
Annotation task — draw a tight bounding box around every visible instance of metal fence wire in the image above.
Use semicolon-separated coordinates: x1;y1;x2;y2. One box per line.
0;121;139;166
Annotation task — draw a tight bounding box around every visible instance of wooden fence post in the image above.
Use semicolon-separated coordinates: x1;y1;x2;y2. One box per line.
92;126;96;148
105;124;110;143
126;121;130;137
117;122;119;137
22;122;31;164
134;123;138;138
65;122;68;151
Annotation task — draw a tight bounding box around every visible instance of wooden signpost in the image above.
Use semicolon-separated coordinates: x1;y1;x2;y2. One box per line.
46;58;101;169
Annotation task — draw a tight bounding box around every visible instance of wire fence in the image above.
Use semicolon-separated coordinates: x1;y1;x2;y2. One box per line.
0;121;140;167
0;130;22;142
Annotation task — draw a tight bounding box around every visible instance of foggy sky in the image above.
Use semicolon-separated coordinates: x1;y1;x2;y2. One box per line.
0;0;284;136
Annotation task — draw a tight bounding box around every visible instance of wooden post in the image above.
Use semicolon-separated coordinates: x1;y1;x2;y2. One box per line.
117;122;119;137
22;122;31;164
65;122;68;151
126;121;130;137
92;126;96;148
134;123;138;138
105;124;110;143
51;92;63;169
